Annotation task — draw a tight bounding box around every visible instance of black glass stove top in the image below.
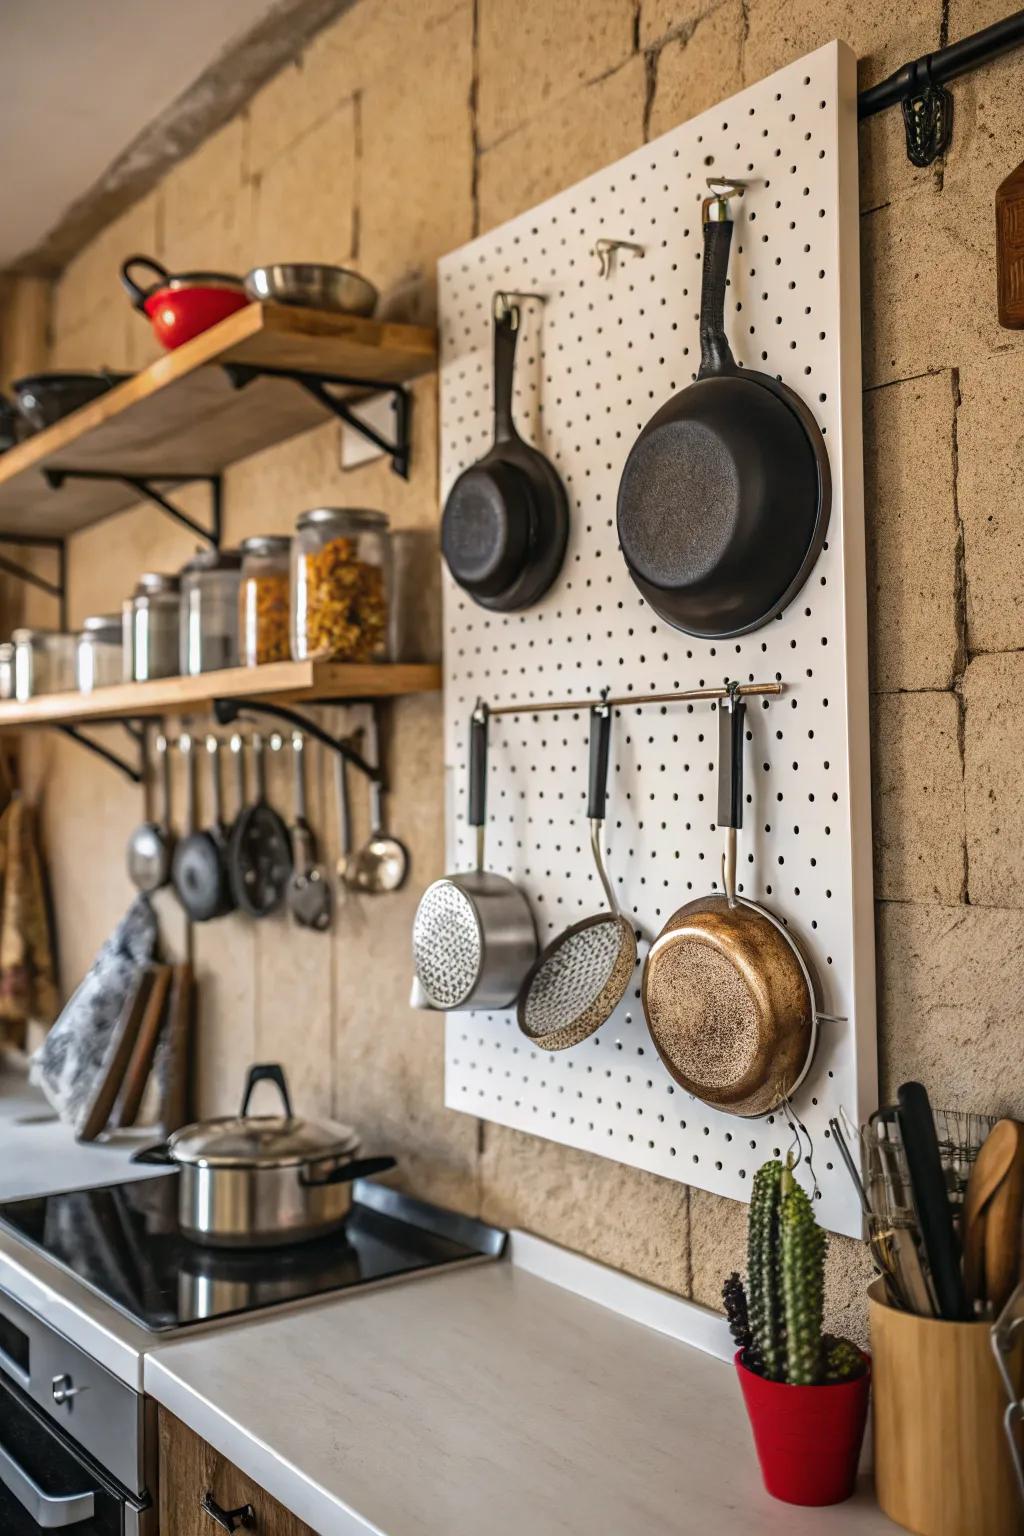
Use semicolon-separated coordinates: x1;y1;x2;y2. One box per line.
0;1174;505;1333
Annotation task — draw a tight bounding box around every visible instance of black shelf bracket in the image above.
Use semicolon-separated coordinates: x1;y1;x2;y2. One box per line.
57;723;142;783
43;469;222;547
0;534;67;628
223;363;412;479
858;9;1024;165
212;696;381;784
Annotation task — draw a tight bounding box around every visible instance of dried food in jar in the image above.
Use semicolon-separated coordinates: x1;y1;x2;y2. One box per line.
292;508;391;663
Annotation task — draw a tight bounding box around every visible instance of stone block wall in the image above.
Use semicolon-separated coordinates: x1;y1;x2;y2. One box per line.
5;0;1023;1340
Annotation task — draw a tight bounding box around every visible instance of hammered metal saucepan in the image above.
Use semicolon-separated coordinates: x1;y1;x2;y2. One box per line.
642;686;836;1117
516;703;636;1051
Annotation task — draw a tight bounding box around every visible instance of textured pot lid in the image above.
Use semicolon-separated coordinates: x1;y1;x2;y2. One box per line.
168;1112;361;1169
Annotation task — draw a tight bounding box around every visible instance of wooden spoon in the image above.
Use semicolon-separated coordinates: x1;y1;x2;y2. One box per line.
963;1119;1022;1308
986;1124;1024;1313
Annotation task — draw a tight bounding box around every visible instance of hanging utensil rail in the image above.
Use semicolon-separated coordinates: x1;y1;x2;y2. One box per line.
485;680;783;717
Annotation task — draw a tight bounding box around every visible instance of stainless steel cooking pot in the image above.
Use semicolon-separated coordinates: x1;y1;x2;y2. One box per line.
135;1064;395;1248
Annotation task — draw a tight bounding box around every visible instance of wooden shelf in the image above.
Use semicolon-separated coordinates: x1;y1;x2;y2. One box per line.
0;660;441;728
0;304;437;539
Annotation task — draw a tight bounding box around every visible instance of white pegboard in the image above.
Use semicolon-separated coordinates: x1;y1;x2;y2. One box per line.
437;41;875;1237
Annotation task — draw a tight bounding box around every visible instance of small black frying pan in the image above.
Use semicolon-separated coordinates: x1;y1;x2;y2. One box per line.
228;733;293;917
617;179;831;640
441;293;568;611
172;735;231;923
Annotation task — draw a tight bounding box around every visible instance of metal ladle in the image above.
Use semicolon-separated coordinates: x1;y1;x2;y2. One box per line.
346;703;408;894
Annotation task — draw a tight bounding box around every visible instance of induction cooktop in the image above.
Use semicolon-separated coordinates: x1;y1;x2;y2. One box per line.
0;1174;505;1332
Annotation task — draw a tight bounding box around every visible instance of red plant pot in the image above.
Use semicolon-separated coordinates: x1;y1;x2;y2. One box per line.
736;1350;871;1506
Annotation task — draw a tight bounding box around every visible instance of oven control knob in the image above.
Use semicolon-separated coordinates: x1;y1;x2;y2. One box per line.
51;1372;84;1406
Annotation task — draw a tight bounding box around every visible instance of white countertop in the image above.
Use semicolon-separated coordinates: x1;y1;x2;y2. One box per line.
147;1241;897;1536
0;1055;156;1201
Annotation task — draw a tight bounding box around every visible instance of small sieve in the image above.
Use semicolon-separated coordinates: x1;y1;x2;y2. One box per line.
516;704;636;1051
411;701;537;1011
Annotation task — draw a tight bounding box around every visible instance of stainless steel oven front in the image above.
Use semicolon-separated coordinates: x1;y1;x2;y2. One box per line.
0;1286;156;1534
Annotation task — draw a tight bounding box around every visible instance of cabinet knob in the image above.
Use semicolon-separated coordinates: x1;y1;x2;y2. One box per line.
201;1492;256;1531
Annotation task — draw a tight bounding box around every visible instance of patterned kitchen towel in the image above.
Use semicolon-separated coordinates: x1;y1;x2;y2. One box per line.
29;897;158;1133
0;795;58;1048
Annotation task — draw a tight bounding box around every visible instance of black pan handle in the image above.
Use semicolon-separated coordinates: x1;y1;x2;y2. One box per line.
588;704;612;821
299;1155;397;1188
120;255;168;310
240;1063;293;1119
468;701;489;830
131;1141;173;1165
897;1080;966;1320
717;689;746;831
696;219;738;380
491;306;520;445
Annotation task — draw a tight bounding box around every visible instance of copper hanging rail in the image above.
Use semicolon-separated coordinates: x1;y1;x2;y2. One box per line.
486;681;783;717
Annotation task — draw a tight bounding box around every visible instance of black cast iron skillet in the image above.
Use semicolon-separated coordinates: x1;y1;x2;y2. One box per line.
172;735;232;922
441;294;569;611
616;179;831;639
228;733;293;917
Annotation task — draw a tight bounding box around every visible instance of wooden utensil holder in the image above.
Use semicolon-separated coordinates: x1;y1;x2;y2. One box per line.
869;1280;1024;1536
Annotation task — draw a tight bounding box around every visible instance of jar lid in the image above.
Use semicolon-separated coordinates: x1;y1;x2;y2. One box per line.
0;643;12;660
134;572;180;595
240;535;291;556
180;547;243;574
295;507;389;532
80;613;121;636
11;627;67;641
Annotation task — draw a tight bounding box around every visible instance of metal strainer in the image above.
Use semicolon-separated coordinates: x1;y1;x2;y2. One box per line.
517;704;636;1050
411;701;537;1011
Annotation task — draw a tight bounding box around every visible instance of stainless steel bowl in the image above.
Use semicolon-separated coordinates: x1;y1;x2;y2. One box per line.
244;264;378;317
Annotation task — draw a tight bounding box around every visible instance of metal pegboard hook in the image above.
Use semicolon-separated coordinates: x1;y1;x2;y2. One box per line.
702;177;747;223
493;290;547;328
592;238;645;279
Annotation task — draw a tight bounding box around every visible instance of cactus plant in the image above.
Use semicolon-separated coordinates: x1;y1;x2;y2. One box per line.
722;1153;864;1387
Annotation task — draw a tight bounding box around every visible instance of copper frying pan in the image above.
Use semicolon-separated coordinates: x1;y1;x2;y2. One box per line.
642;687;833;1117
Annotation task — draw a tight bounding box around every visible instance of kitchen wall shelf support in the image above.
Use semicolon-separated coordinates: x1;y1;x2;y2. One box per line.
57;724;142;783
858;9;1024;164
0;534;67;627
213;696;381;783
43;469;222;548
223;363;412;479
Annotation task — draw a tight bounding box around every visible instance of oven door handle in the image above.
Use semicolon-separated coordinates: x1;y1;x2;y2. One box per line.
0;1437;95;1528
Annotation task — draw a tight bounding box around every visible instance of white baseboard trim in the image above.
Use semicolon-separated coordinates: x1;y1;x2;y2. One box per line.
508;1230;734;1363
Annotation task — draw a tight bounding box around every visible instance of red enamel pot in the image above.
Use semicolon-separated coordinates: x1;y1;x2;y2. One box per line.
120;255;249;350
735;1350;871;1506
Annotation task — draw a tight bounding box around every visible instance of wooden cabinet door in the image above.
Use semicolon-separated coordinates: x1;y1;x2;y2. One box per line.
159;1408;318;1536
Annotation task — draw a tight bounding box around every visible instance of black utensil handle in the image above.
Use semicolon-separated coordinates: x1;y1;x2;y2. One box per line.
299;1155;397;1188
120;254;168;309
717;691;746;831
697;220;738;379
492;308;519;444
468;703;489;829
240;1062;293;1119
588;705;612;821
131;1141;173;1165
897;1080;967;1320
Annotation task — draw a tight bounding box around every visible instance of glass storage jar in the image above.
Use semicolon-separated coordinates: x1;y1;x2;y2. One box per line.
0;643;14;701
127;573;180;681
13;628;75;699
291;508;390;663
180;548;242;675
75;614;123;692
239;535;291;666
